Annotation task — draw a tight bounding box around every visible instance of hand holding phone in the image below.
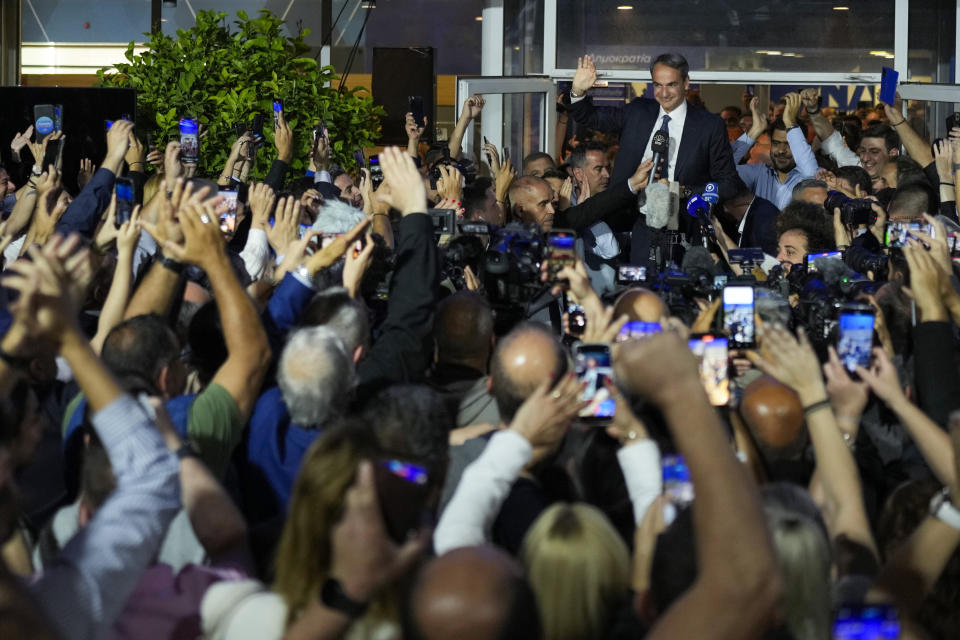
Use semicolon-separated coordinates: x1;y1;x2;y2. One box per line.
722;285;756;348
115;177;135;228
179;117;199;164
547;229;577;281
574;343;616;422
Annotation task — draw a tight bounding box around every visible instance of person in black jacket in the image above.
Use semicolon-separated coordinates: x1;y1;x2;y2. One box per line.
508;159;654;232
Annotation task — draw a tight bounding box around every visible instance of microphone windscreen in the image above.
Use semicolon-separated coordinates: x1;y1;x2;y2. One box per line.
681;245;719;278
644;181;671;229
652;130;669;154
814;256;855;286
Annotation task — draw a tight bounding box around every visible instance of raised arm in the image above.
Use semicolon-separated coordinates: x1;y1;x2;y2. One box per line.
782;93;819;178
801;89;861;168
90;202;141;353
161;198;272;423
885;98;934;168
5;237;180;640
616;333;781;640
750;326;878;559
448;95;484;159
565;56;626;133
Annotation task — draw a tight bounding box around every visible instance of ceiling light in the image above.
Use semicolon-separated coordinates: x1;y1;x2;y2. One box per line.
475;16;482;21
833;6;850;10
869;50;894;56
617;5;635;9
765;51;782;55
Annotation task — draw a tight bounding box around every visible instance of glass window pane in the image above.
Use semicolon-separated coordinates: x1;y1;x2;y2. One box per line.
504;92;544;162
504;0;544;75
23;0;149;43
556;0;895;73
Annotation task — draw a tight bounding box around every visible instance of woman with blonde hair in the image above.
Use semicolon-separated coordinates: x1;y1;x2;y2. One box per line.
520;502;632;640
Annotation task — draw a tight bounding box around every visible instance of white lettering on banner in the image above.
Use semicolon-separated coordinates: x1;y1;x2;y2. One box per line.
587;53;652;66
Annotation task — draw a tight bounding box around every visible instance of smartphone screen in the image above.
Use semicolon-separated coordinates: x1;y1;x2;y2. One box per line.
723;286;755;348
53;104;63;132
373;458;432;544
218;189;238;234
353;149;365;173
34;104;56;137
617;264;647;284
251;114;266;144
563;293;586;336
574;343;616;422
369;156;384;188
115;178;135;228
179;118;199;164
408;95;425;128
688;333;730;406
547;229;577;280
662;454;694;506
616;320;662;343
837;305;875;374
885;220;931;248
272;99;283;128
833;604;900;640
804;250;844;272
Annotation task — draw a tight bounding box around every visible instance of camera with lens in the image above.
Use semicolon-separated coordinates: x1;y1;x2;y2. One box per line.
824;190;876;226
844;244;889;281
482;223;547;306
440;234;486;291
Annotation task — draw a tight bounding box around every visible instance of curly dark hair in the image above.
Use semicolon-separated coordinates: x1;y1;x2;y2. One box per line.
775;201;835;253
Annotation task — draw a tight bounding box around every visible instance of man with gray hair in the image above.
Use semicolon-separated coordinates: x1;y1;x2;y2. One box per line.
792;178;829;206
277;325;356;428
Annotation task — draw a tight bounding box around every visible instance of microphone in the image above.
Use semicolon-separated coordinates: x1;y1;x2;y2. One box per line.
681;245;719;280
644;181;672;229
702;182;720;207
650;130;669;180
686;193;718;240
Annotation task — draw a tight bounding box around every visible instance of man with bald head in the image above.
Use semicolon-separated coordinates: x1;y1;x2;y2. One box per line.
407;546;543;640
739;376;808;484
489;323;568;423
509;159;654;232
613;287;669;323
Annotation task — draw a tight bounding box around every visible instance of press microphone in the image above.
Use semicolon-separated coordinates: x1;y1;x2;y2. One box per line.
650;130;669;180
681;245;719;279
686;194;719;241
644;181;672;229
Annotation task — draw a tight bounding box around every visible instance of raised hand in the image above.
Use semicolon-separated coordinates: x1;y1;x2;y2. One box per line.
436;165;464;203
342;233;375;298
116;205;142;256
125;130;145;169
799;88;820;114
614;331;702;408
748;96;768;140
305;216;371;275
164;140;182;181
494;159;516;206
822;345;869;439
572;55;598;95
781;93;802;128
483;140;501;173
274;109;293;163
266;195;301;256
10;125;33;158
405;112;426;142
247;183;277;231
508;374;588;449
628;158;656;192
77;158;97;189
856;347;907;405
747;325;826;404
161;200;227;269
375;146;427;216
461;94;486;121
329;460;429;604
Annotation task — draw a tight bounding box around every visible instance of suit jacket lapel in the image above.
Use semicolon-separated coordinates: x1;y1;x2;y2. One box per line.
674;104;696;182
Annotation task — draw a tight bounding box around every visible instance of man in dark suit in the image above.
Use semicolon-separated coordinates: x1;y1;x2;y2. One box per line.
718;188;780;257
565;53;744;266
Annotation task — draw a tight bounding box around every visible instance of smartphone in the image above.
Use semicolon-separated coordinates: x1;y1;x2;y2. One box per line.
353;149;365;174
369;156;384;189
408;95;425;128
179;117;199;164
563;293;586;336
688;333;730;406
219;189;239;234
833;604;900;640
617;264;647;284
722;285;756;348
574;343;616;422
373;458;433;544
804;249;844;272
547;229;577;280
251;113;266;144
115;177;135;228
746;84;755;96
34;104;57;138
53;104;63;132
884;220;932;248
837;304;875;376
662;454;694;506
948;112;960;133
616;321;661;343
42;138;64;171
272;99;283;128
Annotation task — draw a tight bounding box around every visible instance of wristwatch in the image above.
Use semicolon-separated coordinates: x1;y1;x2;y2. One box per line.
929;487;960;531
321;577;369;618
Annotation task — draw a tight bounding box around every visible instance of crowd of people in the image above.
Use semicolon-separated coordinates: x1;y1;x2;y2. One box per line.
0;49;959;640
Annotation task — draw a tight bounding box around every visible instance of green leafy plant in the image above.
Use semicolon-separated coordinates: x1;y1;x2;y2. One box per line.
97;9;384;180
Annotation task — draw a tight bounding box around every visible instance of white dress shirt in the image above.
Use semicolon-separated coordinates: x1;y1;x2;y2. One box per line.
640;101;688;182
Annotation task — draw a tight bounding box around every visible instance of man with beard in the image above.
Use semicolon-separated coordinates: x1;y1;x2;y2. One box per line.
733;93;818;210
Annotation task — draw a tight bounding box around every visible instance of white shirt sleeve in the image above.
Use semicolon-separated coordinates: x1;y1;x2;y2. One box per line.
433;430;532;555
616;440;663;525
238;228;270;281
820;130;862;168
